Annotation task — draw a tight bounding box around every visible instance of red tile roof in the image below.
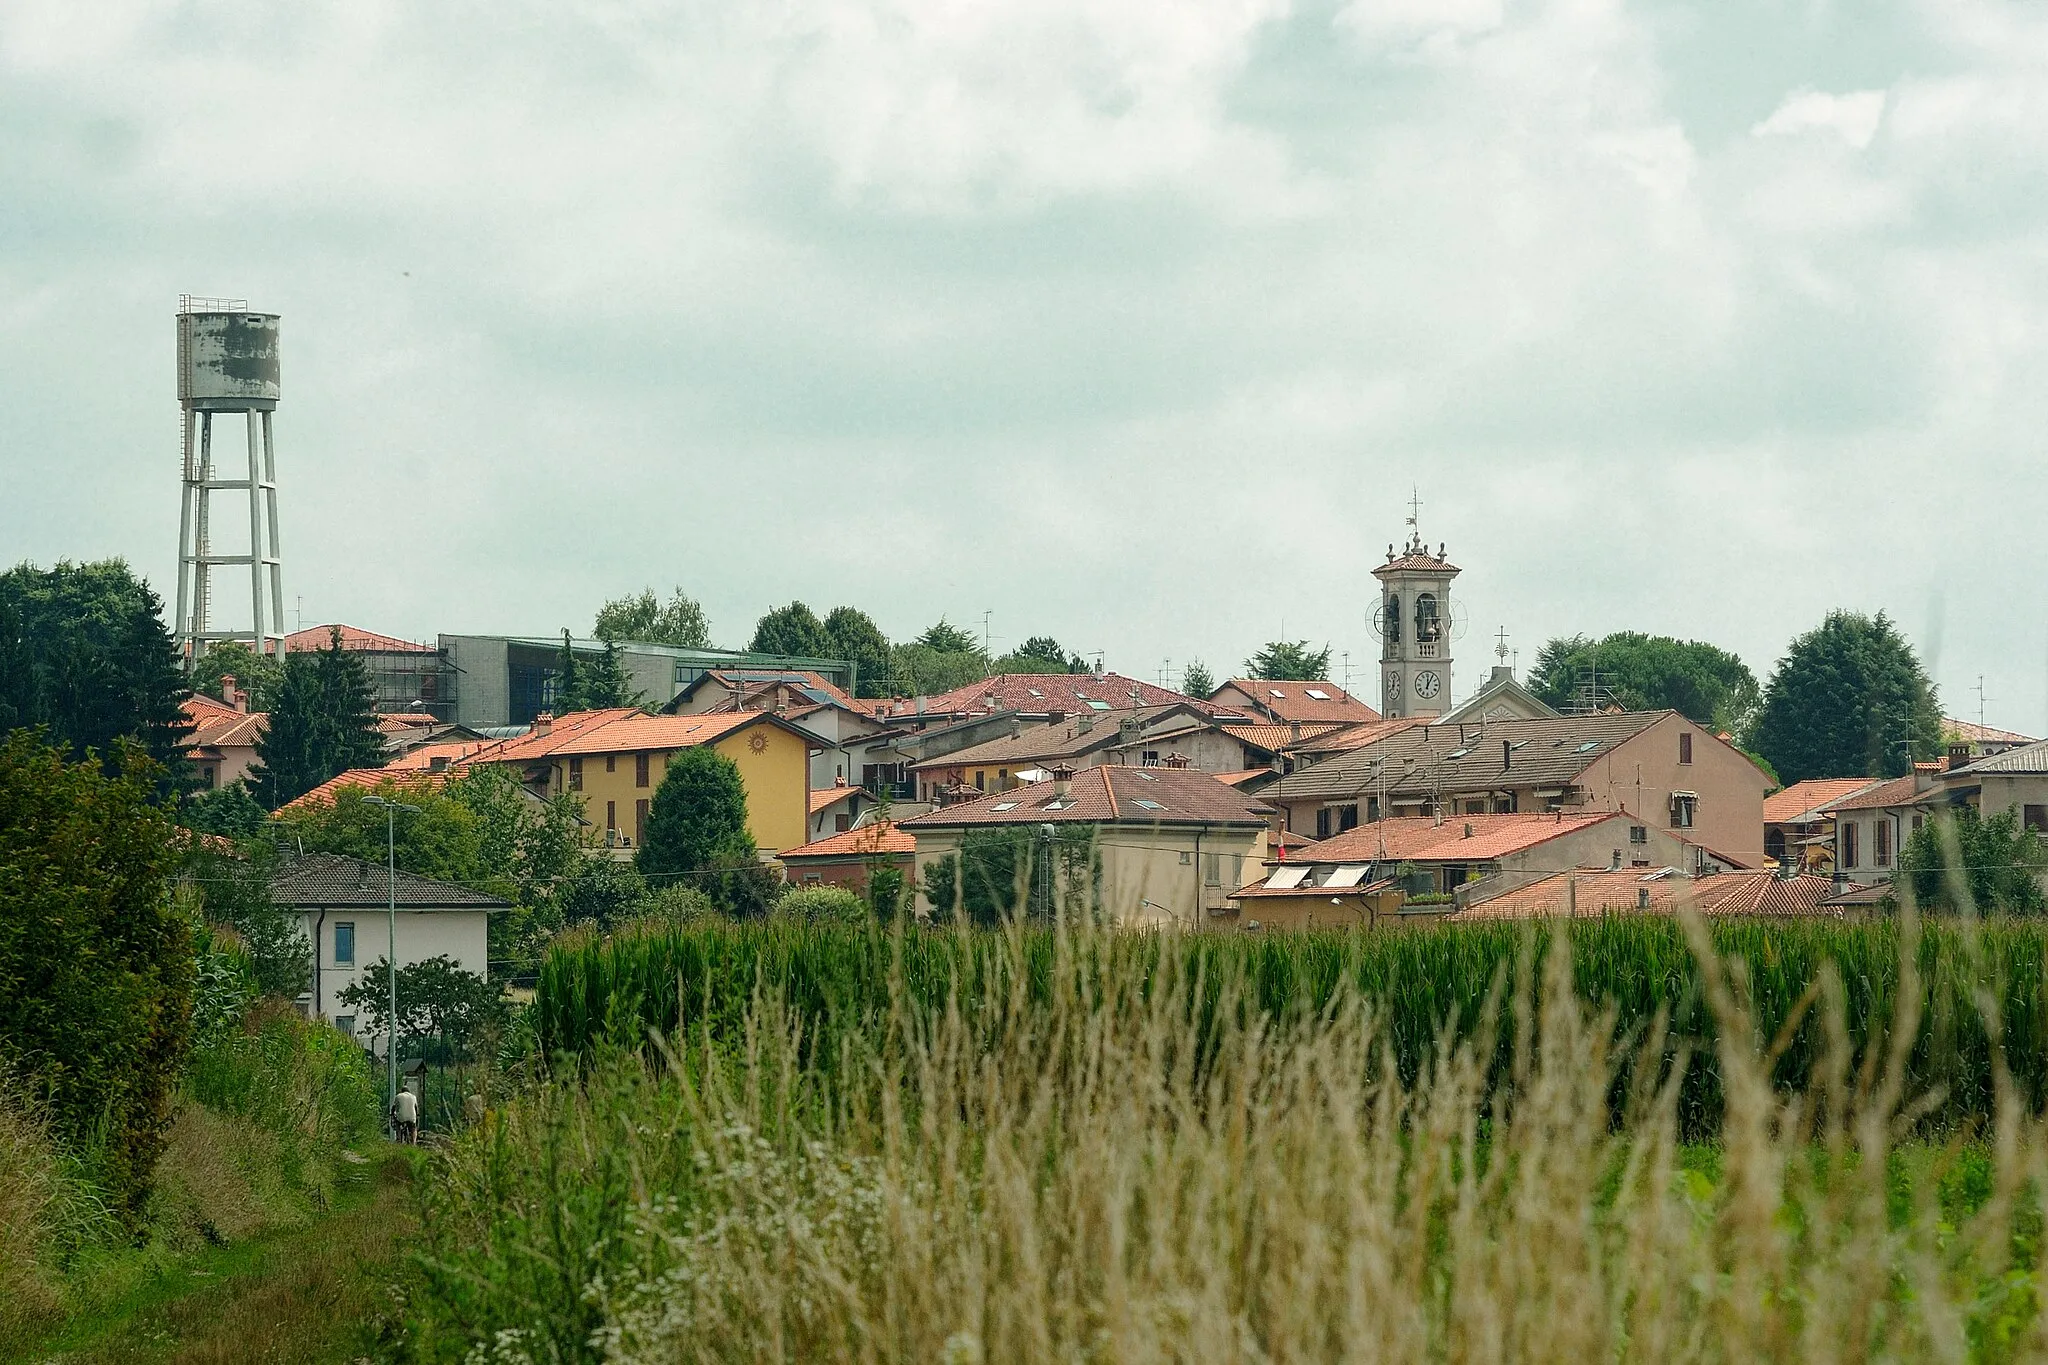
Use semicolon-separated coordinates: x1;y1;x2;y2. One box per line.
892;673;1201;718
689;670;880;718
181;697;267;751
387;741;492;771
275;768;450;816
810;785;860;814
1212;769;1274;787
284;624;434;653
1282;812;1624;864
1825;775;1932;813
1213;680;1382;725
1372;544;1461;575
1219;722;1350;754
900;766;1273;829
780;821;917;861
1452;869;1839;921
1763;778;1883;824
471;709;812;765
1290;717;1428;754
1945;717;2037;745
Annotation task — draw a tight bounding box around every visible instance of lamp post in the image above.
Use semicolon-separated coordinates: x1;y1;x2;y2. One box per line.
362;796;418;1117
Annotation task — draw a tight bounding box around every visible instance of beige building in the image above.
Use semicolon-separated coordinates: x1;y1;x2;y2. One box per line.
901;766;1274;928
911;704;1262;801
1266;710;1773;866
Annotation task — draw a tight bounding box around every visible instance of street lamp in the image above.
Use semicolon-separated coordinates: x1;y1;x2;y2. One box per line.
362;796;419;1117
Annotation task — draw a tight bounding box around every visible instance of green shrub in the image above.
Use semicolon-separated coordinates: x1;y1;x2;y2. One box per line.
0;732;192;1225
775;885;868;925
186;1007;381;1199
641;881;716;923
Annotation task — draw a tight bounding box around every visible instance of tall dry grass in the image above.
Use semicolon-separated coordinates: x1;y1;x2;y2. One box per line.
419;913;2048;1363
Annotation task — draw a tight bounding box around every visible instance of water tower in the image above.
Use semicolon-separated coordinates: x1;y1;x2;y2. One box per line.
173;296;285;663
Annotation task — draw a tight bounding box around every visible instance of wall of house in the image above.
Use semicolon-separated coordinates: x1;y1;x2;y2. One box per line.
546;724;810;856
1976;774;2048;828
1578;716;1770;865
909;824;1268;927
299;908;491;1031
1234;886;1404;932
1833;808;1916;886
783;853;915;895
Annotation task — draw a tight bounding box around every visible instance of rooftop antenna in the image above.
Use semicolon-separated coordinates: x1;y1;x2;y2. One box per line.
981;610;993;661
1406;487;1422;550
1976;674;1991;732
1341;650;1352;692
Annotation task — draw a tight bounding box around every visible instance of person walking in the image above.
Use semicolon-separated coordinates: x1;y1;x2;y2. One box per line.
391;1086;420;1145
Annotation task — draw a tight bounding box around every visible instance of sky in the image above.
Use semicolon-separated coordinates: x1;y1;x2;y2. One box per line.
4;0;2046;731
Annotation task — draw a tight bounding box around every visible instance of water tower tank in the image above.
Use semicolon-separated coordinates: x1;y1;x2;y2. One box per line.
176;308;281;409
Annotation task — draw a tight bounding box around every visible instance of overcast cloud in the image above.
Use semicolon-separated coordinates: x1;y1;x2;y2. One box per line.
3;0;2045;728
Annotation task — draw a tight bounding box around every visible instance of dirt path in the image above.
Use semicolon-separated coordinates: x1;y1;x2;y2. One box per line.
13;1154;416;1365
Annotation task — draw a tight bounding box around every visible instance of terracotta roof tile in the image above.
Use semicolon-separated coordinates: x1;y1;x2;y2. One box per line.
900;766;1273;830
780;821;917;860
1763;778;1884;824
181;697;268;750
1219;722;1350;754
284;624;434;653
1283;812;1624;864
810;786;859;814
1452;868;1838;921
1826;774;1934;812
275;768;450;815
1213;680;1383;725
889;673;1203;719
910;704;1215;773
1944;717;2037;745
386;741;491;771
1290;717;1428;754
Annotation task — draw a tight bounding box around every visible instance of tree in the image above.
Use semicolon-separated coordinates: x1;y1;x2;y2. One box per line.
636;745;776;914
1246;641;1332;681
917;619;983;655
0;733;192;1225
1752;611;1942;784
1527;632;1761;732
994;636;1084;675
190;639;285;712
889;643;988;696
822;607;893;698
181;840;311;1000
1899;808;2047;915
550;857;652;930
594;587;711;648
179;781;268;838
248;629;383;808
1180;659;1216;699
865;862;907;923
551;632;643;713
921;826;1101;927
0;559;192;781
339;954;505;1068
750;602;833;658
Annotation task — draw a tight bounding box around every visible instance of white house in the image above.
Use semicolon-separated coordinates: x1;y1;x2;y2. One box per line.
270;853;507;1044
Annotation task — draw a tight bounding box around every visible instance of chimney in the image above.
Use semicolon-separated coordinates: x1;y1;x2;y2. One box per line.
1119;716;1143;746
532;712;554;736
1052;763;1074;799
1046;709;1066;726
1462;821;1473;839
1010;718;1024;738
915;696;926;715
1636;886;1651;910
1948;743;1971;772
221;674;246;712
428;754;451;773
1077;711;1095;733
1163;752;1191;769
1610;849;1623;870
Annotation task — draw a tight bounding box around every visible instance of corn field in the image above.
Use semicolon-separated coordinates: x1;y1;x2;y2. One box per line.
532;915;2048;1136
399;912;2048;1362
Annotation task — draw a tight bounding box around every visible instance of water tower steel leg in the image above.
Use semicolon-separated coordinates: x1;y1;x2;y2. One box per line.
175;408;195;655
246;411;266;648
262;409;284;656
194;413;214;641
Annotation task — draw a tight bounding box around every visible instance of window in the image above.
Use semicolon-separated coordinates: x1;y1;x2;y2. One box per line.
1339;804;1359;832
606;755;617;773
1316;808;1333;839
1912;813;1926;833
606;800;617;834
1679;732;1693;765
835;814;851;832
1305;689;1330;700
1269;688;1285;699
2027;805;2048;834
997;769;1008;786
635;799;649;846
200;765;217;789
569;756;584;791
1841;820;1859;868
635;753;651;788
335;1015;356;1036
1415;592;1440;643
1630;825;1648;845
334;922;355;967
975;772;986;791
1133;798;1166;811
1670;793;1697;829
1143;750;1160;766
1875;819;1892;868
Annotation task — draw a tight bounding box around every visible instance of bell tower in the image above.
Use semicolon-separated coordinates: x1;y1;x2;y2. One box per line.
1371;495;1460;719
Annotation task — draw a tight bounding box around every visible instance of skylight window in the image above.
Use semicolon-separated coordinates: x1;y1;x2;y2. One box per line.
1131;770;1156;781
1042;799;1073;811
1133;798;1165;811
1087;700;1113;711
1305;689;1330;700
1028;689;1044;698
990;802;1019;812
1577;741;1602;753
1269;689;1286;699
1446;748;1470;760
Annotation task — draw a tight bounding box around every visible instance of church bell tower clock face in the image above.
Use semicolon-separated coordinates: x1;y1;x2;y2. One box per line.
1414;670;1441;700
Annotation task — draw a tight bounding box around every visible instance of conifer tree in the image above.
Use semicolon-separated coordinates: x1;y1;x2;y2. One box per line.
249;629;382;808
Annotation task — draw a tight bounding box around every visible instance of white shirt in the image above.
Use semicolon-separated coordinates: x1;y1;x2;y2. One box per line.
392;1090;419;1123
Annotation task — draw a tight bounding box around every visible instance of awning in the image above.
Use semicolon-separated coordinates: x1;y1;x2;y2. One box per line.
1325;865;1373;889
1266;865;1310;891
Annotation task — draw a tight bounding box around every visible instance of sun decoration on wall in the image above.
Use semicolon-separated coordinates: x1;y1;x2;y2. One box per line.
748;732;769;753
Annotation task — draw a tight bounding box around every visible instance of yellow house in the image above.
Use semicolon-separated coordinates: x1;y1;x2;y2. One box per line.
475;708;814;854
